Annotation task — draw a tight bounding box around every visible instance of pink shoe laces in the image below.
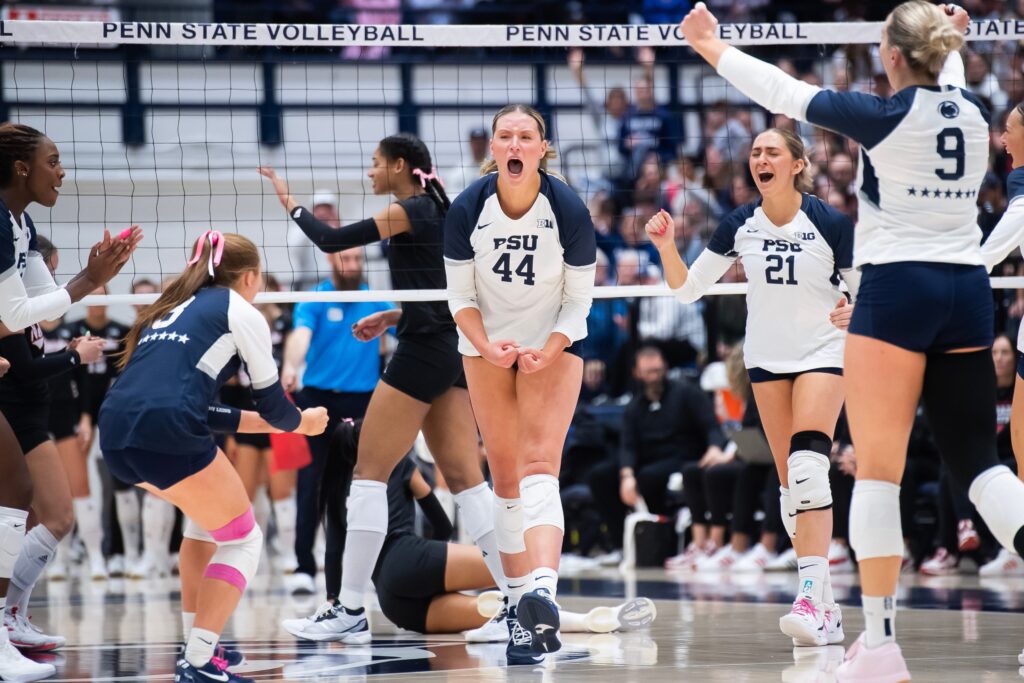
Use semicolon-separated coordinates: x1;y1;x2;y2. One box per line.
791;598;819;619
209;656;229;672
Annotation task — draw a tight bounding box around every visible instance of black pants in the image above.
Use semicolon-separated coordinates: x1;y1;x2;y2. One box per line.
586;457;681;550
682;459;742;528
830;463;855;541
294;387;373;578
730;462;783;539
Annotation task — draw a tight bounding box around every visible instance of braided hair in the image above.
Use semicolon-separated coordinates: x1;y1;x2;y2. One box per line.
378;133;451;214
0;123;45;189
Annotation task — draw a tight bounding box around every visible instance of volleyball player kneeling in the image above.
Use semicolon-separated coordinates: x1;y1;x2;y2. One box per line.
98;232;328;683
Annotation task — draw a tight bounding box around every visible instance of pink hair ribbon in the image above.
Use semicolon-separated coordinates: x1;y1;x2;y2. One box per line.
412;166;444;189
186;229;225;277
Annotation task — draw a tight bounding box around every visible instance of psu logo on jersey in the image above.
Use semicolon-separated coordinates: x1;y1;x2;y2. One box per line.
939;101;960;119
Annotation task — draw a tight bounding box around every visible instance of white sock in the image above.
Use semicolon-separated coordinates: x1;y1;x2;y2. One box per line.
142;494;175;560
506;574;533;607
863;594;896;648
72;497;104;563
184;627;218;668
272;498;297;558
253;488;271;537
532;567;558;600
8;525;59;615
560;609;587;632
452;483;507;594
339;480;388;611
115;490;141;561
796;555;827;604
182;612;195;642
823;569;835;605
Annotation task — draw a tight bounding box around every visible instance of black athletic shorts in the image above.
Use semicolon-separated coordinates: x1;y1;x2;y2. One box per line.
233;433;271;450
382;331;466;404
47;400;79;442
373;534;448;633
0;401;51;454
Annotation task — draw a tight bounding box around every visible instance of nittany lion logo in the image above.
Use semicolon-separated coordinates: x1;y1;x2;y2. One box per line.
939;100;960;119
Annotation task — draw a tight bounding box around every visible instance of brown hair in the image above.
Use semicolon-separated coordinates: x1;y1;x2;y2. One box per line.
756;127;814;194
480;104;558;176
118;232;261;369
886;1;964;79
0;123;46;189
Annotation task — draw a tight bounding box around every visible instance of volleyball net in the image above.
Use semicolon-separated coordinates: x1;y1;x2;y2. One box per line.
4;16;1024;320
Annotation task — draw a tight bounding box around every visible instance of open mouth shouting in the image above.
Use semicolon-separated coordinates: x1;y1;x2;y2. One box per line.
507;158;524;178
757;171;775;184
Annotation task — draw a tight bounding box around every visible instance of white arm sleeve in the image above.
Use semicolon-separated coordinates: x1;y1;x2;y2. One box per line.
227;291;281;390
671;250;735;304
840;267;862;302
716;46;822;121
0;268;71;330
552;262;596;343
938;51;966;89
22;253;60;298
981;198;1024;271
444;258;478;317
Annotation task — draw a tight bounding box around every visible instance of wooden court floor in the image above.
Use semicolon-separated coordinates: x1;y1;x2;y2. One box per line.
24;568;1024;681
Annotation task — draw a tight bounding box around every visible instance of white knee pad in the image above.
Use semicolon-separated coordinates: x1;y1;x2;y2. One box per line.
848;480;903;560
206;524;263;590
347;480;389;534
521;474;564;533
454;482;496;542
779;487;797;539
969;465;1024;553
183;516;214;543
494;496;526;554
787;452;832;511
0;507;28;578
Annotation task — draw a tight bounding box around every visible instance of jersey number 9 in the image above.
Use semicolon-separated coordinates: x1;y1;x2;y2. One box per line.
934;128;965;181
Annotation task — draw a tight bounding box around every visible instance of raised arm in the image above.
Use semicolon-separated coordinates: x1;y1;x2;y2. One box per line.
645;208;736;303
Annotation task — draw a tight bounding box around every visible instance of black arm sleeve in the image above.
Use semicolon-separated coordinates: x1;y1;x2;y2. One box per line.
416;492;454;541
0;334;80;382
290;206;381;254
207;403;242;433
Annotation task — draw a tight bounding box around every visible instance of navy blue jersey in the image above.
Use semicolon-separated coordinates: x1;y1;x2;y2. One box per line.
100;287;300;455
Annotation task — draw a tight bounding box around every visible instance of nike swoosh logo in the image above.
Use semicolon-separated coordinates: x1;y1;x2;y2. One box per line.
475;222;492;230
508;583;525;589
198;671;229;682
11;524;23;529
482;550;488;557
795;478;809;485
505;505;516;510
198;637;213;645
787;512;798;518
536;625;554;634
798;564;815;570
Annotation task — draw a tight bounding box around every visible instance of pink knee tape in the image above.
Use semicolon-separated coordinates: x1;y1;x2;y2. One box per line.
204;563;246;591
209;508;255;542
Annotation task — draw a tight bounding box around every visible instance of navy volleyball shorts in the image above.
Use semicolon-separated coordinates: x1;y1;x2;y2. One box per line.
848;262;993;353
103;443;218;490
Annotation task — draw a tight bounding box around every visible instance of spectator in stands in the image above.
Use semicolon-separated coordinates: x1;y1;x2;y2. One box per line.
586;345;727;551
581;250;630;402
967;49;1009;113
642;0;691;24
619;204;662;267
633;152;664;207
704;100;753;166
281;247;393;594
664;155;723;224
827;151;856;198
589;191;626;267
636;265;706;368
288;190;339;292
341;0;400;60
568;48;634;188
448;127;488;196
619;74;679;181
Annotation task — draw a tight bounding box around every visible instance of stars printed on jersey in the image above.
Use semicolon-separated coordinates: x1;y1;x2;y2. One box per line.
138;331;190;345
906;186;976;199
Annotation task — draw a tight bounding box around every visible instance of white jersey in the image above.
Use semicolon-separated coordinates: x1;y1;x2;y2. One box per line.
717;48;990;269
444;172;597;356
981;167;1024;351
674;194;855;373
